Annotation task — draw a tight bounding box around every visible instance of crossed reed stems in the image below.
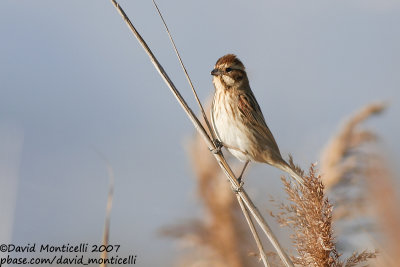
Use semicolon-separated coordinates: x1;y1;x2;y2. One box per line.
109;1;298;266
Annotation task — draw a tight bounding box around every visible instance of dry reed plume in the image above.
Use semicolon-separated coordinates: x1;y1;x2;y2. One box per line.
269;102;400;266
320;102;386;191
320;102;388;227
320;102;387;225
365;153;400;267
272;163;376;266
319;102;399;266
267;103;391;266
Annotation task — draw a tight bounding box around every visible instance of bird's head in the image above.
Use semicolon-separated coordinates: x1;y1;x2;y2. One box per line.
211;54;247;89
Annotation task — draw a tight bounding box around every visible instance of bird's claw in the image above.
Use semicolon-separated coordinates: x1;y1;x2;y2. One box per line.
210;139;223;154
231;179;244;193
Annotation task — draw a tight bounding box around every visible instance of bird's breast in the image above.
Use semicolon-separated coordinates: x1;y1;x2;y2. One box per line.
212;90;254;162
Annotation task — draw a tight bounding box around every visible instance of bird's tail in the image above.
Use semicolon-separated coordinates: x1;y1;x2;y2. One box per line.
276;161;305;187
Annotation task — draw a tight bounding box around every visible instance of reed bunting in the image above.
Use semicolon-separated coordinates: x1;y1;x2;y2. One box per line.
210;54;303;185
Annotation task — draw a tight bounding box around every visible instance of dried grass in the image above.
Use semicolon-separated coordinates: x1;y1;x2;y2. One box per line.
320;102;386;191
271;164;376;266
365;153;400;267
318;102;388;233
268;102;391;266
318;102;400;267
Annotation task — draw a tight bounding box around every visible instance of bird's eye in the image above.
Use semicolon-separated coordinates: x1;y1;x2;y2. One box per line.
225;67;232;72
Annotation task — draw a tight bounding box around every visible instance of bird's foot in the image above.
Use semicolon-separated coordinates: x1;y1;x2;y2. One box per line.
210;139;223;154
231;178;244;193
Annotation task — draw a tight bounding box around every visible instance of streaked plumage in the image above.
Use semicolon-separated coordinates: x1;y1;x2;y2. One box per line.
211;54;303;185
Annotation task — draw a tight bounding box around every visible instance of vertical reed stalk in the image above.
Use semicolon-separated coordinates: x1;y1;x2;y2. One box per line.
237;195;271;267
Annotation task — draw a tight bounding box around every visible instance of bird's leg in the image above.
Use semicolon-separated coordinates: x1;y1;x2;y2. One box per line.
237;160;250;186
231;161;250;193
210;139;223;154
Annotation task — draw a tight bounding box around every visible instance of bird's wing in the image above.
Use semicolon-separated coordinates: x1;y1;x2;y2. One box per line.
237;92;281;154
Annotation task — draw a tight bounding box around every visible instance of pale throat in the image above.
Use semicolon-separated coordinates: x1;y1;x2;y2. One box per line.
213;76;236;92
222;75;235;86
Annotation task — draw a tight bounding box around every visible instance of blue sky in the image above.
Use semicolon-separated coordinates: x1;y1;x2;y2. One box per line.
1;1;399;266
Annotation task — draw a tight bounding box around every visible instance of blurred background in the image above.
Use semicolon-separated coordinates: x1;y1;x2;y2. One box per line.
0;0;399;266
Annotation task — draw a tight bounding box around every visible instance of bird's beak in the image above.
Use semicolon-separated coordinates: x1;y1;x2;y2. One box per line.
211;68;222;76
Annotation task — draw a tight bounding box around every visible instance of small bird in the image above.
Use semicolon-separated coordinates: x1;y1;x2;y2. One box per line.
210;54;303;186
